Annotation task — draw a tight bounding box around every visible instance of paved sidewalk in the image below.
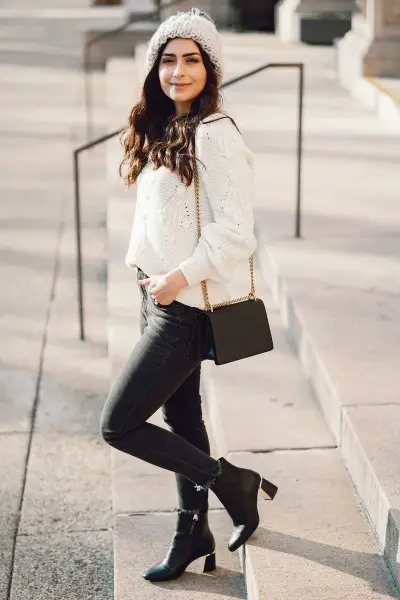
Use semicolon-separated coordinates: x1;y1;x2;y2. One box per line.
0;2;113;599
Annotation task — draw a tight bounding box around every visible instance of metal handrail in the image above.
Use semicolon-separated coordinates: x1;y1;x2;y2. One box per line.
84;0;187;139
74;62;304;340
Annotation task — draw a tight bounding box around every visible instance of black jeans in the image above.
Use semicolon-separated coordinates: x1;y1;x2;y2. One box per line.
100;268;221;511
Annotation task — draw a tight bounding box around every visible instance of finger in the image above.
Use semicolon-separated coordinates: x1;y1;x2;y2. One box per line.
138;278;150;286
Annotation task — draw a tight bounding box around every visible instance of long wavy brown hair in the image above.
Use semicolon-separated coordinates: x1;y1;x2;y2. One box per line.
119;39;224;188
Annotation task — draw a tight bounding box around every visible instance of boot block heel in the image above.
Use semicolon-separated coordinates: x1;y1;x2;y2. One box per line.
203;552;216;573
259;477;278;500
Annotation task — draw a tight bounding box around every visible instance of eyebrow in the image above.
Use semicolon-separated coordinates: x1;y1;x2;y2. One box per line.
161;52;201;57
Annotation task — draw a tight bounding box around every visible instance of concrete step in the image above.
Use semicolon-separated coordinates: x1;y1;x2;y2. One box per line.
104;29;399;598
201;264;335;455
216;31;400;591
0;6;134;40
106;164;244;598
105;57;243;597
348;75;400;124
114;512;244;599
0;6;133;20
232;450;397;600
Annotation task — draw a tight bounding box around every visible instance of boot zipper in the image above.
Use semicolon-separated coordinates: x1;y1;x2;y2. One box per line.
190;511;199;536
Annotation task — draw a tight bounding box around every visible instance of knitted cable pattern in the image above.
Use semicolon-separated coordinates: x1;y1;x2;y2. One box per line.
144;7;224;86
125;114;258;310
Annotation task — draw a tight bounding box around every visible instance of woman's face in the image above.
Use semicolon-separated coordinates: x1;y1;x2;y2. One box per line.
158;38;207;115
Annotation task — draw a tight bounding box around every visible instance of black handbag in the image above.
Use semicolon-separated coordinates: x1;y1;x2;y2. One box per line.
193;155;274;365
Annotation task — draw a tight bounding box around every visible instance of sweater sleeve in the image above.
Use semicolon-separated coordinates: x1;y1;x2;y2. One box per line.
178;118;258;287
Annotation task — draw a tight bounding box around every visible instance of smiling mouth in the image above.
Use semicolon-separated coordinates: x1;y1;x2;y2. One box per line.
171;83;190;87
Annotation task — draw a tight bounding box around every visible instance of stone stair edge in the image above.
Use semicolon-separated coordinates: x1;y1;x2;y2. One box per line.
104;54;248;598
104;44;280;595
257;242;400;589
0;7;134;19
202;365;399;599
113;511;245;599
103;40;400;595
85;20;158;33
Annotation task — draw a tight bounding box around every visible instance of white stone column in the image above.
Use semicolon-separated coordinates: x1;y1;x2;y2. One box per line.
275;0;301;43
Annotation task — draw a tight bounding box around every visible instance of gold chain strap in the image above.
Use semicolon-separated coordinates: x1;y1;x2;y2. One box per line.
193;159;256;312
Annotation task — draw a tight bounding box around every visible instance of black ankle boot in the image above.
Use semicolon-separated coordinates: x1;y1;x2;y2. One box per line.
211;457;278;552
143;508;216;582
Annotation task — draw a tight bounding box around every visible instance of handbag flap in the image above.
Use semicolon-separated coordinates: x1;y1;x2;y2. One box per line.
206;298;274;365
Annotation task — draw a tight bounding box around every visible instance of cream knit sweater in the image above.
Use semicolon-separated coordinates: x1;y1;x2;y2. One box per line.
125;113;258;309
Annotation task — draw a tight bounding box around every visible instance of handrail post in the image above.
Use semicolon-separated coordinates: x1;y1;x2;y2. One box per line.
73;150;85;341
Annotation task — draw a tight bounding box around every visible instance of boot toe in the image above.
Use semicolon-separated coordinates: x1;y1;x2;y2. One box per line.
143;562;170;581
228;523;258;552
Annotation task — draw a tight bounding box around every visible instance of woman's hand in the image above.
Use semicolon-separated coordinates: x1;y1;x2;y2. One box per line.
138;268;188;305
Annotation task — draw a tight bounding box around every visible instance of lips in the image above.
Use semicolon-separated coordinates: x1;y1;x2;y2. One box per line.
171;83;190;87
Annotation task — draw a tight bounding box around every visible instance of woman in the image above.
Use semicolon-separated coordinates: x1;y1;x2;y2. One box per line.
100;7;278;582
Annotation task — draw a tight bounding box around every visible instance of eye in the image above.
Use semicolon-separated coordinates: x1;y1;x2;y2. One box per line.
161;58;173;64
187;58;199;63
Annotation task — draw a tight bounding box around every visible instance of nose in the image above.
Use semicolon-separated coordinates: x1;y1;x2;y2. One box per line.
173;60;186;78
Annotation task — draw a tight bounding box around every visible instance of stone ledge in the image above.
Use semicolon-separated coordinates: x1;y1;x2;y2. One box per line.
336;17;400;125
257;243;400;589
341;405;400;586
0;7;131;19
104;39;400;596
360;77;400;123
201;265;335;455
229;450;398;600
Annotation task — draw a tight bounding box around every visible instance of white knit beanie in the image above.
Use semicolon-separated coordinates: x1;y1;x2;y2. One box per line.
144;7;224;86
